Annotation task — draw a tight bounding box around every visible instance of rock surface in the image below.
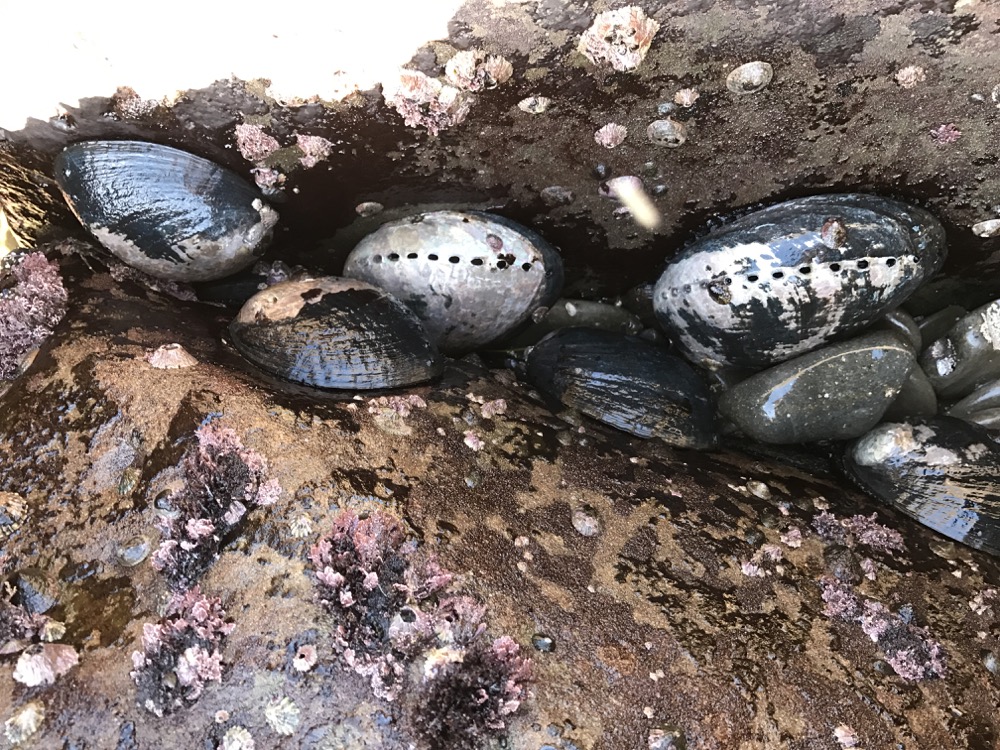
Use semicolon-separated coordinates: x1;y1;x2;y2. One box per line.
0;252;997;748
2;1;1000;747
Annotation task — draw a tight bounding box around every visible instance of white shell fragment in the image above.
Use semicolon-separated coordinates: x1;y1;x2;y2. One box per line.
594;123;628;149
726;61;774;94
646;118;687;148
145;343;199;369
972;219;1000;238
518;96;551;114
265;696;300;736
343;211;564;353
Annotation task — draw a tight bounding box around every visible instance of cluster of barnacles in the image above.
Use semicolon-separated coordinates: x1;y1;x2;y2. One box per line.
310;509;531;749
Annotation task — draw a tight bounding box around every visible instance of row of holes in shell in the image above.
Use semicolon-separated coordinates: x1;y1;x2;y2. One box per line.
369;252;533;271
669;257;901;295
744;257;897;282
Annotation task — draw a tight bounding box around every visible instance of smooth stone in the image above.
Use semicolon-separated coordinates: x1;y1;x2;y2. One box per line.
873;309;922;351
920;299;1000;400
718;332;916;444
916;304;966;350
955;408;1000;430
500;299;642;349
883;367;938;421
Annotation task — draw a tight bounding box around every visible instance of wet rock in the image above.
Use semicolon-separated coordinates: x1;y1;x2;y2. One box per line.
501;298;642;349
947;378;1000;428
873;308;922;351
718;332;916;444
916;304;966;350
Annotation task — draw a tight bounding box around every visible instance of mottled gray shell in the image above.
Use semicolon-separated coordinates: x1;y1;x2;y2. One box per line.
653;194;945;370
845;417;1000;557
55;141;277;282
343;211;564;353
229;277;442;390
525;328;717;449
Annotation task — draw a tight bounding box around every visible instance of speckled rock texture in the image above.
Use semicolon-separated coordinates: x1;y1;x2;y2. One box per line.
2;1;1000;748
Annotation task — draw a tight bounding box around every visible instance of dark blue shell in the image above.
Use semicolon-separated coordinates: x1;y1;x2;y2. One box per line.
525;328;717;449
55;140;277;282
846;416;1000;557
653;194;945;370
229;277;442;390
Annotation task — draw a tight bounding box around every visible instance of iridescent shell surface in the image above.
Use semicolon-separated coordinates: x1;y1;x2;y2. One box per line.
229;277;442;390
342;210;564;353
846;416;1000;557
525;328;717;449
55;140;277;282
653;194;945;370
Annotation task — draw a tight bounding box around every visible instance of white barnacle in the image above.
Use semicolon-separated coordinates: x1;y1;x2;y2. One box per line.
264;696;300;736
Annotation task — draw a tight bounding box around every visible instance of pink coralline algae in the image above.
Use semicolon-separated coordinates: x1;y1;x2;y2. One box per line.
930;123;961;145
445;50;514;92
0;253;68;380
812;511;904;554
234;123;281;162
294;133;334;168
820;577;947;681
151;421;280;590
130;587;235;716
383;70;474;136
310;510;531;748
578;7;660;72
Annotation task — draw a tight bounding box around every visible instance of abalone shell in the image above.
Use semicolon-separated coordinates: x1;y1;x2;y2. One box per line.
653;194;945;369
845;416;1000;556
343;211;563;353
55;140;277;282
524;328;717;449
229;277;442;390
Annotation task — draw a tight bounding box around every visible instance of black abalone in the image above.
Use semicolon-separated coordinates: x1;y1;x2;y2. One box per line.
524;328;717;449
229;277;442;390
845;416;1000;557
55;140;277;282
343;211;564;354
653;194;945;370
